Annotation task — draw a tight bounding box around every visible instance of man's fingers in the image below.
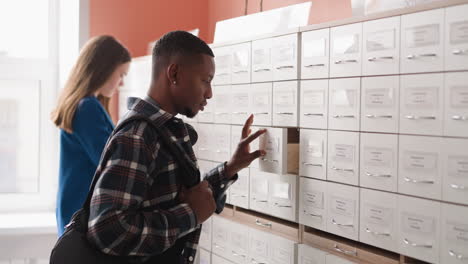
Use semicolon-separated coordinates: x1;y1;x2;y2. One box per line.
241;128;266;146
241;114;254;139
248;149;266;161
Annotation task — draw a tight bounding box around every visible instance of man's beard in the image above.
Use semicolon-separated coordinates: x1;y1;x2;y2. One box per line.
183;107;196;118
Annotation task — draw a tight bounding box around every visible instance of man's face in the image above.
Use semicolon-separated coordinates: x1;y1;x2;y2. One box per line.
173;54;215;118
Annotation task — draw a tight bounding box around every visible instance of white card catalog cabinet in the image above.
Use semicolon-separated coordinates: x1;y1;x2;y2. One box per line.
397;195;441;263
362;16;401;76
361;76;399;133
249;169;271;214
360;133;398;192
258;127;299;175
214;85;232;124
212;124;231;163
269;174;298;222
445;4;468;71
444;72;468;138
301;28;330;79
251;82;273;127
231;42;252;84
326;182;360;241
300;79;328;129
398;135;443;200
272;33;299;81
440;203;468;264
442;137;468;205
330;23;363;78
328;131;360;186
400;8;445;74
213;46;232;85
251;38;273;83
328;78;361;131
299;177;327;231
399;73;444;136
273;81;299;127
299;129;327;180
230;84;251;125
229;168;250;209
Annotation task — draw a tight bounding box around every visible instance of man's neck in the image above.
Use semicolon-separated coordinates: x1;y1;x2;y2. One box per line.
147;83;177;115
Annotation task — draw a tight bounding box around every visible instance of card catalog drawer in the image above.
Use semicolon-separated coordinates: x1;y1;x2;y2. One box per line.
399;73;444;136
212;124;231;163
397;195;440;263
273;81;299;127
329;78;361;131
269;174;298;222
213;216;232;259
442;137;468;205
213;46;232;85
326;254;357;264
272;33;299;81
330;23;363;77
249;169;271;214
198;248;211;264
259;127;299;175
300;79;328;129
230;168;250;209
251;82;273;127
400;8;444;74
360;189;398;253
268;234;296;264
248;228;270;263
301;28;330;79
252;38;273;83
360;133;398;192
398;135;443;200
361;76;399;133
198;123;213;160
231;84;251;125
328;131;360;186
363;16;400;76
199;96;216;123
299;177;327;231
440;203;468;264
231;42;251;84
300;129;327;180
326;182;360;241
444;72;468;138
298;243;327;264
445;4;468;71
199;217;213;251
214;85;232;124
228;221;250;264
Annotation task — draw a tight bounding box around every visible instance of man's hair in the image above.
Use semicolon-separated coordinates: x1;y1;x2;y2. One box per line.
152;30;214;79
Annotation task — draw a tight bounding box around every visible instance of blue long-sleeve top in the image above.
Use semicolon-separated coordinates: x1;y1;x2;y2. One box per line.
56;96;114;236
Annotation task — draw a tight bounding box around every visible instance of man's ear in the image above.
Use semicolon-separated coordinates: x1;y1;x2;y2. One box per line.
166;63;179;84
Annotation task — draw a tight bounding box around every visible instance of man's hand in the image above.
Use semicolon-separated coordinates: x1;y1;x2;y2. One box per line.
180;181;216;224
225;114;266;178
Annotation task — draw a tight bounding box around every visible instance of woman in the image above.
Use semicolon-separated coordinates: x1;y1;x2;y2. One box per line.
51;36;131;236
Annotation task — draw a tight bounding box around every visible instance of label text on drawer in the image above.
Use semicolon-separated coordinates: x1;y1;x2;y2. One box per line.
365;88;394;107
367;29;396;51
405;87;438;108
403;151;437;170
333;144;355;163
303;190;324;209
450;21;468;45
331;196;355;217
405;24;440;48
303;90;325;107
402;213;435;234
448;156;468;178
446;221;468;244
364;147;393;168
450;86;468;108
363;203;392;227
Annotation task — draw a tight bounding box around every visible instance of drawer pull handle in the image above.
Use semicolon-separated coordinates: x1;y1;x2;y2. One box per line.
403;238;432;248
449;249;468;260
214;243;225;250
368;56;394;61
366;172;392;178
452;115;468;121
406;53;437;60
404;177;434;184
261;158;279;163
332;219;354;227
216;73;229;76
254;68;271;72
215;112;229;115
232;250;246;257
405;115;436;120
304;63;325;67
255;219;272;228
233;70;248;74
452;49;468;55
231;193;247;198
274;202;292;208
199;147;208;151
334;59;358;64
304;113;324;116
254;112;269;115
332;167;354;173
449;183;467;190
233;111;248;115
304;210;322;218
276;65;294;70
333;244;357;256
253;197;268;203
303;162;323;167
333;115;355;118
365;114;393;119
276;112;294;115
365;227;390;236
200;111;212;115
251;258;267;264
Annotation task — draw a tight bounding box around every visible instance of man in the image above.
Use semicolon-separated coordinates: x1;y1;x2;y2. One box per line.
86;31;266;263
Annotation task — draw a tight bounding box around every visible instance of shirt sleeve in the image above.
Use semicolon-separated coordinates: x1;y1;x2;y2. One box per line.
203;162;238;214
86;129;199;257
73;98;114;167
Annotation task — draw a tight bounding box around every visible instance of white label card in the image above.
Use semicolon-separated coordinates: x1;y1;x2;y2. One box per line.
450;21;468;45
364;147;393;168
403;151;438;171
304;38;326;57
450;86;468;108
402;212;435;234
232;93;249;107
253;179;268;195
448;155;468;178
276;43;295;62
303;89;325;107
405;24;440;48
301;256;318;264
365;88;394;108
331;196;355;217
306;139;323;158
251;237;268;257
275;91;296;106
333;144;355;163
367;29;396;51
446;221;468;245
405;87;438;108
253;48;270;65
333;89;356;107
252;92;270;107
233;50;249;68
334;34;360;54
303;190;324;209
216;94;230;107
273;246;291;263
363;203;393;227
272;182;291;200
217;54;231;69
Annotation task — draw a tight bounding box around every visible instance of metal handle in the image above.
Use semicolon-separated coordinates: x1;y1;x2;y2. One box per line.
333;244;357;256
254;112;269;115
368;56;394;61
452;49;468;55
276;65;294;70
304;210;323;218
303;162;323;167
332;166;354;173
234;70;248;74
333;115;355;118
304;63;325;67
231;193;247;198
214;243;225;250
449;183;467;190
452;115;468;121
404;177;434;184
200;111;212;115
232;250;246;258
366;172;392;178
254;68;271;72
405;115;436;120
199;147;208;151
274;202;292;208
449;249;468;260
406;53;437;60
403;238;432;248
304;113;324;116
365;114;393;119
261;158;279;163
365;227;390;236
251;258;267;264
276;112;294;115
216;73;229;76
334;59;358;64
233;111;248;115
332;219;354;227
215;112;229;115
255;219;272;228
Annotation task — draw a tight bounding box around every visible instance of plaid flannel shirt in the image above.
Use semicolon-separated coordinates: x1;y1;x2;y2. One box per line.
86;97;237;263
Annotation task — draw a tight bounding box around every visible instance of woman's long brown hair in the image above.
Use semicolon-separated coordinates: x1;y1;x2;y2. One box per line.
51;35;131;133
